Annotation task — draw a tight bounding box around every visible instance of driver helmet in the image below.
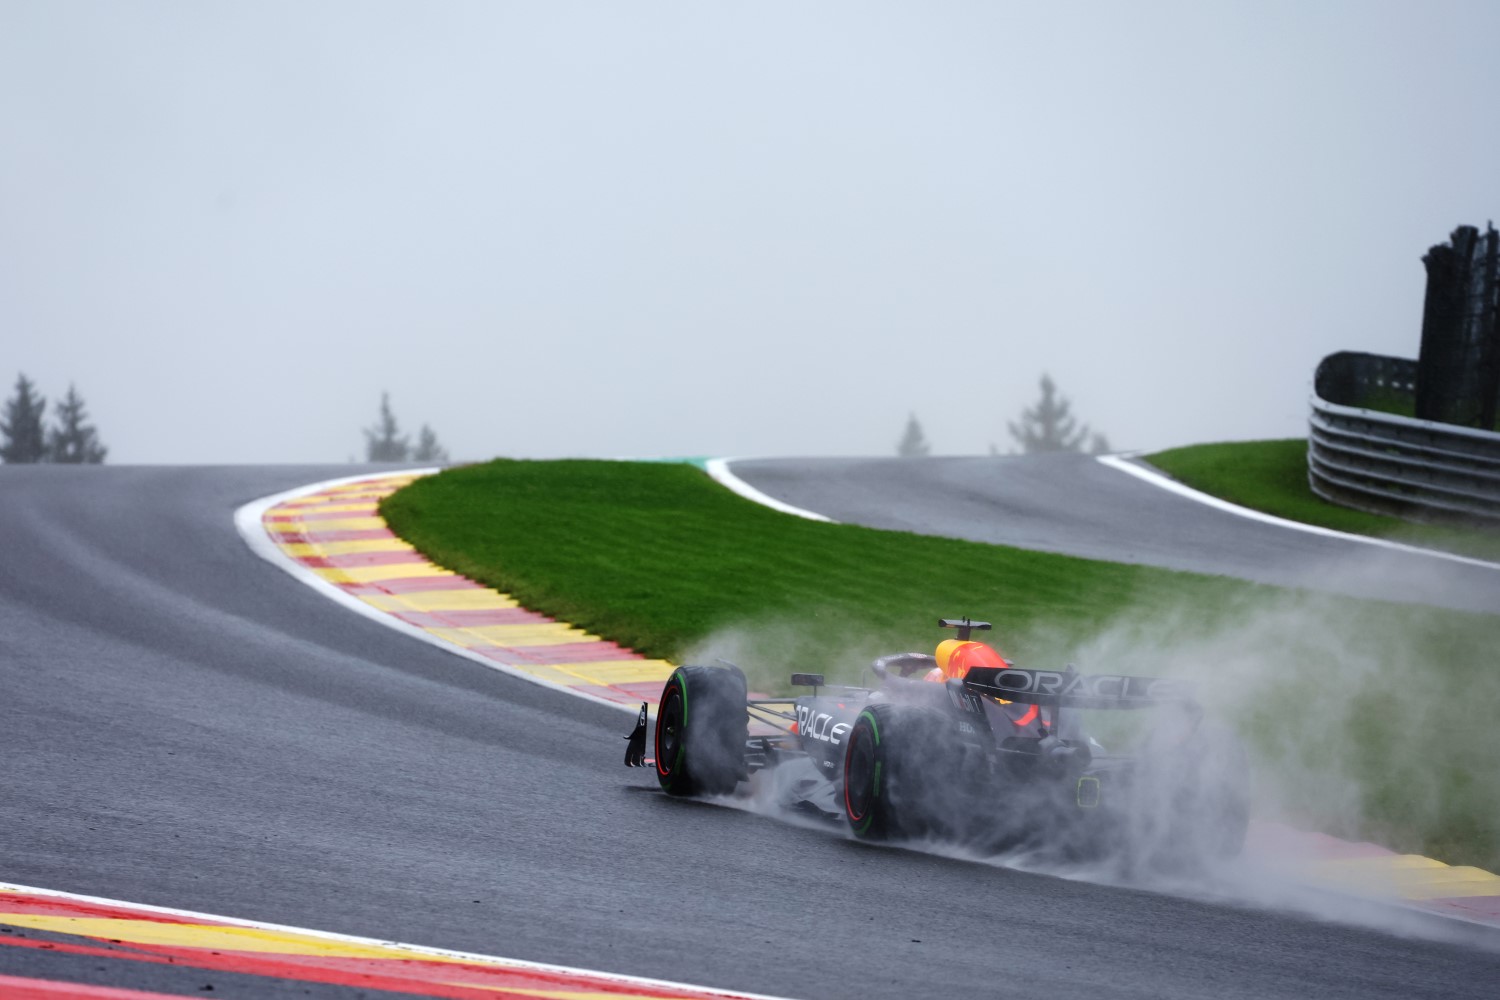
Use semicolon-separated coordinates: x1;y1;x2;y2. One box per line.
923;638;1008;682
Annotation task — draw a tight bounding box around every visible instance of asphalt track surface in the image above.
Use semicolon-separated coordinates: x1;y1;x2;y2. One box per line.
3;464;1500;999
729;454;1500;615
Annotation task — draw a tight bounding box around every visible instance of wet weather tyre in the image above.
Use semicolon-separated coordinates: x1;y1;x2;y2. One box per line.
654;665;748;797
842;702;956;841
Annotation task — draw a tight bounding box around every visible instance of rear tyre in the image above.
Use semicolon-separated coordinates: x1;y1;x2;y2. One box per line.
654;665;748;797
842;702;958;841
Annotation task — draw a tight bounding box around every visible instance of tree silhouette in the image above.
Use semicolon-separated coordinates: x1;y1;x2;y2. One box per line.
1006;375;1111;454
1;373;48;463
896;412;932;458
364;392;411;462
413;424;449;463
48;384;108;463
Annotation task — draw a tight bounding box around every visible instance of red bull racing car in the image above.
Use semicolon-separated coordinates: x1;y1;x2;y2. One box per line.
625;618;1249;863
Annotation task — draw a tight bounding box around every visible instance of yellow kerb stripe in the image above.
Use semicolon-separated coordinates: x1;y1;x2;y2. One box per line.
1302;855;1500;900
266;517;387;534
426;624;594;648
326;480;415;493
269;503;379;517
360;590;520;612
278;540;417;557
313;564;457;584
551;661;677;684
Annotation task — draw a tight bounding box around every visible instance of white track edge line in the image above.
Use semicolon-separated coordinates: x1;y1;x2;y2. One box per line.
233;469;640;717
704;458;836;522
1097;453;1500;573
0;881;792;1000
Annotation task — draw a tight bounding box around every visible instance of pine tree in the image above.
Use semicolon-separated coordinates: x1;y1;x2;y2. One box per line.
364;392;411;462
412;424;449;463
47;384;108;463
1007;374;1110;454
0;373;48;463
896;412;931;458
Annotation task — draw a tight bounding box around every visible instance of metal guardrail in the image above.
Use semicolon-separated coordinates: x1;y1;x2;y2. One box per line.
1314;351;1417;406
1308;390;1500;526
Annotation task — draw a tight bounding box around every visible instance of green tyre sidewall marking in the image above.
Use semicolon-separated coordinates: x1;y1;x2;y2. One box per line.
849;709;883;835
859;709;882;797
671;670;688;782
657;670;689;792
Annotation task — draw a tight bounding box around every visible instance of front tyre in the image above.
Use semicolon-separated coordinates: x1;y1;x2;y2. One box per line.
655;665;748;797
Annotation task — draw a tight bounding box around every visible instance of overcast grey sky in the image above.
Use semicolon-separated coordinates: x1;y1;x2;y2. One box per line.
3;1;1497;464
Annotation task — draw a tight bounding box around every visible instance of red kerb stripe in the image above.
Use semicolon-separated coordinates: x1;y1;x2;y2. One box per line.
470;642;640;666
0;973;199;1000
337;576;482;595
296;552;427;569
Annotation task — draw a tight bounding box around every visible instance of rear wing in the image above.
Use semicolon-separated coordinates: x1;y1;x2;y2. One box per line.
962;666;1195;710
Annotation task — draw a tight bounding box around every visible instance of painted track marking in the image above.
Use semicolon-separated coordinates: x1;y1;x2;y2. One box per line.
1098;453;1500;571
703;458;834;522
236;470;669;715
0;883;795;999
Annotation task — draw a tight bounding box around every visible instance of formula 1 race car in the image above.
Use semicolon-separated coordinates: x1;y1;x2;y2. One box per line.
624;618;1250;865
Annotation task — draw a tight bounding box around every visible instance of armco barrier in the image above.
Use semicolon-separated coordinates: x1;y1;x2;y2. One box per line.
1308;393;1500;525
1313;350;1417;406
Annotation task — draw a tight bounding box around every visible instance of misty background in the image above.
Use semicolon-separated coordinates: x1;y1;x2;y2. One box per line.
3;1;1498;464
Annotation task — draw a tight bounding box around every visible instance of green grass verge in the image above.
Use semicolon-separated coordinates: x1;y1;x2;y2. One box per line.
1145;439;1500;562
382;458;1500;871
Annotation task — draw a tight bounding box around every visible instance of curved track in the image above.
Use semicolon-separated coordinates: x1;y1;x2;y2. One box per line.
2;465;1498;999
729;455;1500;614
